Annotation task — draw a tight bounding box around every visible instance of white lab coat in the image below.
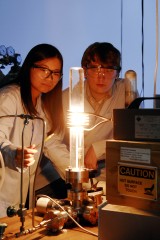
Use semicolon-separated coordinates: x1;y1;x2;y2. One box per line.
0;84;70;217
62;79;126;182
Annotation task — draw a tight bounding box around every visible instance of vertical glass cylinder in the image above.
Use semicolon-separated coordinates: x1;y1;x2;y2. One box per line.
69;67;84;170
125;70;138;107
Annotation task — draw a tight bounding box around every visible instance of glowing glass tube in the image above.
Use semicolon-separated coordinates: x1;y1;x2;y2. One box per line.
68;67;86;170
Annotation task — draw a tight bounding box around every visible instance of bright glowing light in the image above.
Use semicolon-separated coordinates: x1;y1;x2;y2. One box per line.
67;111;89;128
69;67;85;169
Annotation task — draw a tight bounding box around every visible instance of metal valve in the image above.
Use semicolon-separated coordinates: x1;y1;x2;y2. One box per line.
0;223;7;240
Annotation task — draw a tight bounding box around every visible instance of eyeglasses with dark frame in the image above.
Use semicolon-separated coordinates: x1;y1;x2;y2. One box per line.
32;64;63;81
86;64;121;75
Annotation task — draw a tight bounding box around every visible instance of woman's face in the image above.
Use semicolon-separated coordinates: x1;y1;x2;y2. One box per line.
30;57;62;101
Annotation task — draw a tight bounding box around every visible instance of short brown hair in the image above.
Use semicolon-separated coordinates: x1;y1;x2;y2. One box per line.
81;42;121;72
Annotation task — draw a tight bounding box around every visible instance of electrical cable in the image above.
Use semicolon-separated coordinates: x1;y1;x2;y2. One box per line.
36;194;98;237
153;0;159;107
120;0;123;78
141;0;144;98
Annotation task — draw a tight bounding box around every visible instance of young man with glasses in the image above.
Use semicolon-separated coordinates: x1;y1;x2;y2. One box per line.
63;42;125;192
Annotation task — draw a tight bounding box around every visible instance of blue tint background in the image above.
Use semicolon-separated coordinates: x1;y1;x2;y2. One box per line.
0;0;159;107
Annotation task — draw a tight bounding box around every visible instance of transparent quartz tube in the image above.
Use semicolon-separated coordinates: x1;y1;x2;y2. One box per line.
125;70;138;107
69;67;85;170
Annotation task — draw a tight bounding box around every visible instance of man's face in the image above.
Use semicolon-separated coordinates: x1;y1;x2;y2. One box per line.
84;61;118;100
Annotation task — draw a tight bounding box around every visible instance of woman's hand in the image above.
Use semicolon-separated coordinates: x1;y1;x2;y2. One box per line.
84;146;97;170
15;144;38;168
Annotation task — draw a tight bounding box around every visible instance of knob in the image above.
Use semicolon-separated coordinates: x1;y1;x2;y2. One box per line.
7;206;17;217
0;223;7;240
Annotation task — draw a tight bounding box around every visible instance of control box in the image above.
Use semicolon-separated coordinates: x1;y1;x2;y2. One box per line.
113;108;160;142
105;139;160;212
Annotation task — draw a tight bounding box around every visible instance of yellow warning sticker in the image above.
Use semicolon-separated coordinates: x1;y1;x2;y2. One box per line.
118;163;157;200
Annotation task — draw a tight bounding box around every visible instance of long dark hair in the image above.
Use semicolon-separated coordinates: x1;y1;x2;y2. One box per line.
16;43;64;134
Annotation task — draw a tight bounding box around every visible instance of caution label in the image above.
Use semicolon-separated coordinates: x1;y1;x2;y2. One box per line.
118;163;157;200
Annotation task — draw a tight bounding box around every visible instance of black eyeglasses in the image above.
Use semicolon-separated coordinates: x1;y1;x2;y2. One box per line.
33;64;63;81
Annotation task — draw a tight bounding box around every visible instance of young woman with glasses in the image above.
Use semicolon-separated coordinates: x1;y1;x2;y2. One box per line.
0;43;70;217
